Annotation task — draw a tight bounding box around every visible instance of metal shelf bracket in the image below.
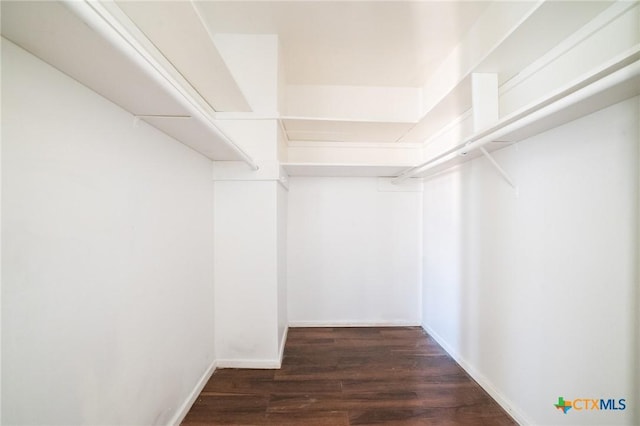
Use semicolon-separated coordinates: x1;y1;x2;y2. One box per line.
479;147;517;191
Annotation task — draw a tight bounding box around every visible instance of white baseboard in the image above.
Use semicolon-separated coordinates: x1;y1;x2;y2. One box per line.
215;326;290;370
169;359;217;426
169;327;290;425
421;324;531;426
289;320;420;327
278;325;289;365
216;358;282;369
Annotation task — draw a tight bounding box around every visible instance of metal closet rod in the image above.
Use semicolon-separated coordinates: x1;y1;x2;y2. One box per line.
393;53;640;184
63;0;259;171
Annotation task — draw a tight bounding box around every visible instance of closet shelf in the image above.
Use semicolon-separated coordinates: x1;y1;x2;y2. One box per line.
1;0;257;169
392;48;640;183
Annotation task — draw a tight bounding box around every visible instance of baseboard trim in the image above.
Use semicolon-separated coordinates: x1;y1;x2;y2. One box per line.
289;320;420;327
215;327;289;371
216;359;282;369
421;324;531;426
278;326;289;366
169;359;217;426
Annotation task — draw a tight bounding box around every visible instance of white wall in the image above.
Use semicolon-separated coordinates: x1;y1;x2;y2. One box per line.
213;180;282;367
1;40;216;425
212;34;280;114
421;97;639;425
285;85;421;122
287;177;422;326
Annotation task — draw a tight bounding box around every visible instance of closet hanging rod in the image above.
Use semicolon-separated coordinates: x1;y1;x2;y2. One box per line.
392;52;640;184
63;0;259;171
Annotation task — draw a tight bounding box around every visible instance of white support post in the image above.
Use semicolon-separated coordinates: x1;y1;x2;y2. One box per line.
473;73;516;189
471;73;499;132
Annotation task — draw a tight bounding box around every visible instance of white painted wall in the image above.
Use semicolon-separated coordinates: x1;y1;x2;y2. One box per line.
421;97;639;425
212;34;280;114
285;85;421;122
213;180;281;367
287;177;422;326
1;40;216;425
286;141;422;166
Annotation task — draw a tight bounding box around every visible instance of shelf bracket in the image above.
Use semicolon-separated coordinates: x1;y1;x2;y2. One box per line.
479;147;516;190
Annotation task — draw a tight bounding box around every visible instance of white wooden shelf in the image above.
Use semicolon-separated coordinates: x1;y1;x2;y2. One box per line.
281;116;416;144
1;1;256;168
391;46;640;183
284;49;640;180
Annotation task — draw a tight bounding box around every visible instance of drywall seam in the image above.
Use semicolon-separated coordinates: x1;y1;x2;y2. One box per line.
168;360;217;426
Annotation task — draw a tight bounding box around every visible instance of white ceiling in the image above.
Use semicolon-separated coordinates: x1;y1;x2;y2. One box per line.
195;1;492;87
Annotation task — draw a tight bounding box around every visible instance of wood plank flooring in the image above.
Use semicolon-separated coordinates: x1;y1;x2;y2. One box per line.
182;327;516;425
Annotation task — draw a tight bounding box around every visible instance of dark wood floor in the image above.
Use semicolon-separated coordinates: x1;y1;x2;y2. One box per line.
182;327;516;425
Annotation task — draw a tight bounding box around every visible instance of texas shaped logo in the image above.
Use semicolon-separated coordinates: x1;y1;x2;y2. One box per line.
555;397;572;414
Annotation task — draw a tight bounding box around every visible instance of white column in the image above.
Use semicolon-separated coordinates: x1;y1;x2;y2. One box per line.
212;34;288;367
471;73;499;132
